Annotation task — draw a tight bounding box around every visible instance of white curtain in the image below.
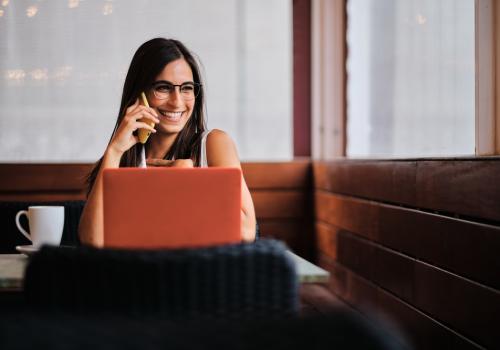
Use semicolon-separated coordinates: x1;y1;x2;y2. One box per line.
346;0;475;157
0;0;292;162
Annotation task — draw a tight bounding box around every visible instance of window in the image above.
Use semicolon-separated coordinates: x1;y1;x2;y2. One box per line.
346;0;475;157
0;0;292;162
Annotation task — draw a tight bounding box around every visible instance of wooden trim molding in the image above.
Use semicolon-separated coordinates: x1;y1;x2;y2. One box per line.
496;0;500;154
311;0;346;159
475;0;497;155
293;0;312;157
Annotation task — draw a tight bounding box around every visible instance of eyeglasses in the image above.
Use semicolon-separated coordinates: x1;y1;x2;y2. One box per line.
151;80;201;101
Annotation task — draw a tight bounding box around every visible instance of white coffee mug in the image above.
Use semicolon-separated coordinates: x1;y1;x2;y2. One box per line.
15;206;65;248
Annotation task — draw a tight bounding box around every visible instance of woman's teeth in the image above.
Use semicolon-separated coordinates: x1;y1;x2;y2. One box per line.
159;111;183;121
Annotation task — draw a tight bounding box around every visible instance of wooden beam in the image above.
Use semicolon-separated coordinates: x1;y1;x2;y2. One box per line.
293;0;312;157
311;0;346;158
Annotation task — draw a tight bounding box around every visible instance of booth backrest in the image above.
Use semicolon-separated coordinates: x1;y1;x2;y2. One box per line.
24;239;299;320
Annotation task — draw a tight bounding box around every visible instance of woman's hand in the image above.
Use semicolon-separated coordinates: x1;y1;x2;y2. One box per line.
146;158;194;168
107;99;160;157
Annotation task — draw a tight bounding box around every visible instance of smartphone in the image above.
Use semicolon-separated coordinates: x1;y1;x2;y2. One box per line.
137;91;154;144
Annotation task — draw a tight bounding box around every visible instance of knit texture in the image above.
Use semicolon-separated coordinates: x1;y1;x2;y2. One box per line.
24;239;298;320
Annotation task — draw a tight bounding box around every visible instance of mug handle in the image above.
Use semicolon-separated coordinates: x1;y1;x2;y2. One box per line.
15;210;32;242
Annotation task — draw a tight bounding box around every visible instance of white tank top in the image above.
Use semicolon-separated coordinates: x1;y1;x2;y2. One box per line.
138;129;212;168
199;129;212;168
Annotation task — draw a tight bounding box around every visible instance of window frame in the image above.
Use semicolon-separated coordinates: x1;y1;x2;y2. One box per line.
311;0;346;159
476;0;499;155
310;0;500;158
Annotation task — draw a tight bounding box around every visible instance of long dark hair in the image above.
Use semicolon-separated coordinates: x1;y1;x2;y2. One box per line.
86;38;206;195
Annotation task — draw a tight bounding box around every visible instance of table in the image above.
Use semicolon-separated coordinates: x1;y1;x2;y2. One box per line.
0;254;26;291
286;251;330;284
0;251;329;292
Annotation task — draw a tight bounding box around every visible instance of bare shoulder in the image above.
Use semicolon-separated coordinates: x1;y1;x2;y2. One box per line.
206;129;233;145
205;129;240;167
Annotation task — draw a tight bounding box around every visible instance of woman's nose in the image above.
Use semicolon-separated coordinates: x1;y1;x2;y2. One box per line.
168;88;183;105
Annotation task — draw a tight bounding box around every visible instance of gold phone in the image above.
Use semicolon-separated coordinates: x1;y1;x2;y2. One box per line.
137;91;154;144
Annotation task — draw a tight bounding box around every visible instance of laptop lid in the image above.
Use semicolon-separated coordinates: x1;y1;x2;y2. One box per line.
103;167;241;249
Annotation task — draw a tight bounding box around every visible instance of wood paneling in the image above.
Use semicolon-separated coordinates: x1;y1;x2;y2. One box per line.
313;160;417;206
416;160;500;222
0;162;312;193
315;192;500;290
379;204;500;291
258;219;313;257
253;191;311;219
315;222;338;261
319;255;483;350
335;231;500;348
314;158;500;222
315;191;378;240
0;192;86;202
243;162;311;190
414;262;500;349
314;158;500;349
0;164;91;192
337;231;415;303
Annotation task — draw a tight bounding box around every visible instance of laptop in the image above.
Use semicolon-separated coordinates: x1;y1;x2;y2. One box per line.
102;167;241;249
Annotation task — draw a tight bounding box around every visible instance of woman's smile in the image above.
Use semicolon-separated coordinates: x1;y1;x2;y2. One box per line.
158;109;184;122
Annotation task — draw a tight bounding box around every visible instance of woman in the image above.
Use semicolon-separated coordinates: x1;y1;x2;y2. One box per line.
79;38;256;246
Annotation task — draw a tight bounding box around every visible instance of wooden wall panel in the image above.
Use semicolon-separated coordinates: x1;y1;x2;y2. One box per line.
243;162;311;189
259;219;315;259
313;160;417;206
314;159;500;349
252;191;311;219
314;222;338;260
314;191;378;240
0;162;311;194
316;192;500;290
319;255;483;350
414;263;500;349
0;192;86;202
335;231;500;348
314;158;500;222
416;160;500;222
0;164;91;192
379;204;500;290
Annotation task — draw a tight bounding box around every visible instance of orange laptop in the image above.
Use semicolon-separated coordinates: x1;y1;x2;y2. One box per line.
102;167;241;249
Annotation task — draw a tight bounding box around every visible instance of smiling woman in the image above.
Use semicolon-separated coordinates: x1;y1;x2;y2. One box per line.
78;38;257;247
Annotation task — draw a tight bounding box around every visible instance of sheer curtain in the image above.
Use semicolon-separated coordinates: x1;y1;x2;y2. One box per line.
346;0;475;157
0;0;292;162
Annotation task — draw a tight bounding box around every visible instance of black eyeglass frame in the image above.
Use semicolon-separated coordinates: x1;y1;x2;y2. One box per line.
150;80;202;100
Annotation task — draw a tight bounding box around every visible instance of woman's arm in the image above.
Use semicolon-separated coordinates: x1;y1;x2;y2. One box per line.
205;129;257;241
78;100;159;246
78;149;121;247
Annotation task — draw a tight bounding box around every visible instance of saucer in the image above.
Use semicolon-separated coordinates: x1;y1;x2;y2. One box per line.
15;245;39;255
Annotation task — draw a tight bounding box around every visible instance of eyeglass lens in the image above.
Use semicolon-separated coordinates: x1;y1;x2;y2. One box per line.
152;82;198;100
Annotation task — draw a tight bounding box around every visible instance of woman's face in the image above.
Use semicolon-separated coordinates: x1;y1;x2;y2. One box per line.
148;58;195;136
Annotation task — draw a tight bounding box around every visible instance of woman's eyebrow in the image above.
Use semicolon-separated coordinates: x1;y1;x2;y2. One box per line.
152;80;172;86
152;80;195;85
